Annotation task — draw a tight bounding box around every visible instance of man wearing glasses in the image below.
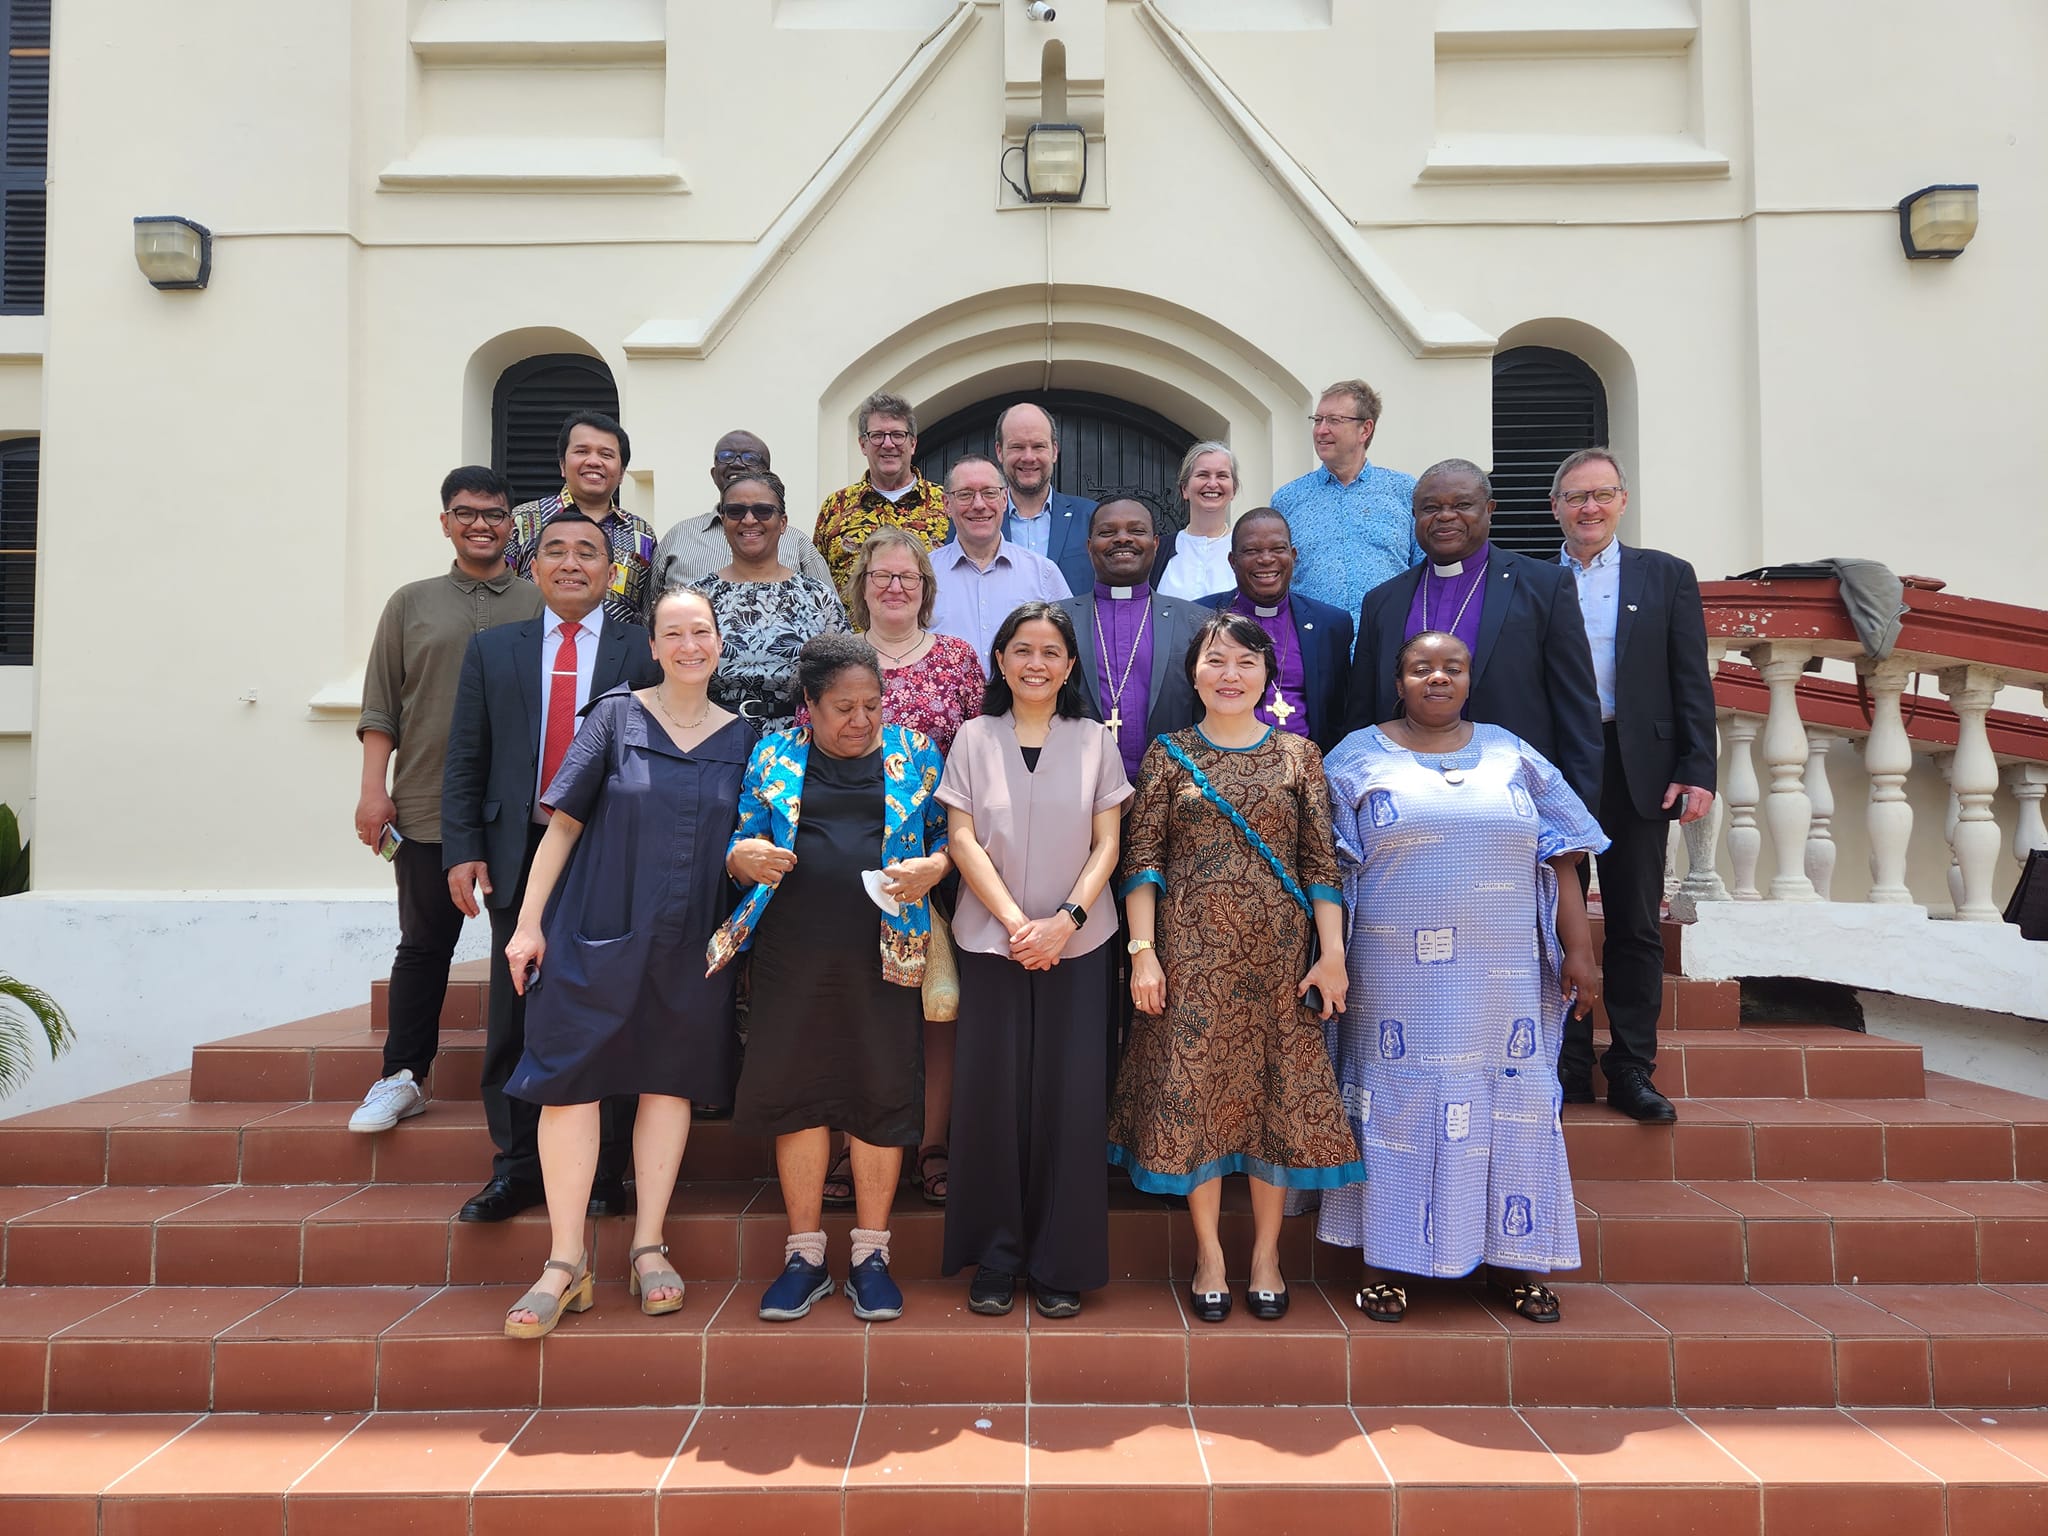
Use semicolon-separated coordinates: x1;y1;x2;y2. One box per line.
648;429;832;595
1550;449;1717;1124
928;455;1071;663
1272;379;1422;624
349;466;544;1135
813;391;952;593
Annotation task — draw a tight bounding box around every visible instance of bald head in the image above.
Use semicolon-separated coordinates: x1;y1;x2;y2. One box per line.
996;402;1059;509
710;429;770;493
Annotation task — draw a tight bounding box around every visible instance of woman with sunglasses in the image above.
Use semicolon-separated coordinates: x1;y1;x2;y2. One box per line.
691;470;850;732
648;432;836;592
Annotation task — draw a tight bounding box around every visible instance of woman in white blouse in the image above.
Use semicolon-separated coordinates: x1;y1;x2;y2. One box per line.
1154;441;1240;602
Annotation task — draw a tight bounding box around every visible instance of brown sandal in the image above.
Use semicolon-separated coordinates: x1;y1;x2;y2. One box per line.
916;1144;949;1206
822;1143;855;1209
1354;1281;1407;1324
628;1243;686;1316
504;1255;593;1340
1489;1270;1562;1324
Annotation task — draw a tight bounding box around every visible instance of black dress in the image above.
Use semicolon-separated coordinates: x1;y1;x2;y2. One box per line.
506;690;747;1106
734;746;924;1145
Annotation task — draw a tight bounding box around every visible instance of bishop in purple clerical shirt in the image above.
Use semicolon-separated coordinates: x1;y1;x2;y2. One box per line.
1228;592;1312;738
1093;580;1155;777
1404;541;1491;656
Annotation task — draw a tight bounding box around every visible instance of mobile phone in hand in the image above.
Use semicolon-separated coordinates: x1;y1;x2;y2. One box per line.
377;824;404;861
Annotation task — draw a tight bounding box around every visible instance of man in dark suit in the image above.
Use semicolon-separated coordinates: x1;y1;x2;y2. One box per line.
1551;449;1717;1123
1199;506;1355;753
999;402;1101;595
1341;460;1603;816
1056;496;1206;780
441;511;663;1222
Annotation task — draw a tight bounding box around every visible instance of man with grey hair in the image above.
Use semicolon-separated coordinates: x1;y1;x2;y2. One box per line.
928;453;1071;662
1274;377;1422;622
1551;447;1717;1123
649;428;833;596
1341;457;1602;813
813;391;951;593
997;400;1098;595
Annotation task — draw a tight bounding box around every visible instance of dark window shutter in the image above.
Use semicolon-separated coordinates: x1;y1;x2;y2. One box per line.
0;1;48;315
491;355;619;509
0;437;37;664
1490;346;1609;559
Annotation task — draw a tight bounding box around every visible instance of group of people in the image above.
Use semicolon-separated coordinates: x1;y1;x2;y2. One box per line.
350;378;1717;1339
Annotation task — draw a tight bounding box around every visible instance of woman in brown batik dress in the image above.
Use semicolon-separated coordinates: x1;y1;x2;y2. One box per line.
1107;610;1362;1324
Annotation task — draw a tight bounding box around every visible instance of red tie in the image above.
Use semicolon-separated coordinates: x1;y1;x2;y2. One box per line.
541;619;580;800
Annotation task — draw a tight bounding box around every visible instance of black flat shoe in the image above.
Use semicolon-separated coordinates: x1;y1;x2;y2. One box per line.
968;1266;1015;1316
458;1175;544;1224
1189;1285;1232;1324
1032;1284;1082;1319
1606;1066;1677;1123
586;1178;633;1219
1246;1288;1290;1321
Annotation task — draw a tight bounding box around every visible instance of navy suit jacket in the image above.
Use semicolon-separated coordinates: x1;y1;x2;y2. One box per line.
1340;547;1604;813
1198;588;1355;753
1009;490;1100;596
1056;589;1206;748
441;613;663;908
1609;545;1719;820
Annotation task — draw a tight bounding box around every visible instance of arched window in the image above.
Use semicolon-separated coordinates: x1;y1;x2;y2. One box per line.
1491;346;1608;559
0;436;37;663
916;389;1197;526
491;354;619;508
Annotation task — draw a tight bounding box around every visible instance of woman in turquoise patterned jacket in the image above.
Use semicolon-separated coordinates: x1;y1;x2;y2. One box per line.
707;633;950;1324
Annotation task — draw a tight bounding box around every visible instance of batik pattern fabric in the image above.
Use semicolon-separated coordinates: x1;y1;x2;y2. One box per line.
1316;722;1607;1277
504;490;658;628
690;572;850;732
706;722;949;987
1106;728;1364;1193
798;634;986;757
812;474;952;594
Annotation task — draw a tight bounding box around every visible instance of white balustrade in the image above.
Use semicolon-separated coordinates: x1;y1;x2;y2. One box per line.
1803;729;1839;899
1747;643;1819;901
1857;656;1916;903
2009;763;2048;865
1673;644;1731;920
1939;752;1966;914
1722;712;1764;902
1939;665;2005;921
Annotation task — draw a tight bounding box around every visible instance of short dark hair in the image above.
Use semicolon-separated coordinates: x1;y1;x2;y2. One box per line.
1413;458;1493;505
1230;506;1291;551
722;469;788;514
650;585;719;634
440;464;511;510
798;632;882;705
1393;628;1470;678
537;509;607;545
1088;488;1172;536
557;410;631;469
1184;611;1275;695
982;601;1085;719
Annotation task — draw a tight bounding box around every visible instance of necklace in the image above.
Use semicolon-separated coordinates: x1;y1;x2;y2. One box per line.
649;687;711;735
1426;557;1486;636
1094;595;1152;734
869;628;928;667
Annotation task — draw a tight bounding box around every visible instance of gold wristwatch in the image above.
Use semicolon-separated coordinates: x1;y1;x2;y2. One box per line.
1127;938;1154;956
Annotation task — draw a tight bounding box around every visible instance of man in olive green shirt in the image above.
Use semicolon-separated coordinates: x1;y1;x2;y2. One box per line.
350;465;545;1134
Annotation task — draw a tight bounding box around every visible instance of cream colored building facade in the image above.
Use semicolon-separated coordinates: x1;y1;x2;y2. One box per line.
2;0;2044;1108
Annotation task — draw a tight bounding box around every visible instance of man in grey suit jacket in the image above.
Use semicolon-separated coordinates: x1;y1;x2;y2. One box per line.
441;511;663;1223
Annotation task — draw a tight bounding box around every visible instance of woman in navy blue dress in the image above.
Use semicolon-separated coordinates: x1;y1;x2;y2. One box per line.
500;587;750;1339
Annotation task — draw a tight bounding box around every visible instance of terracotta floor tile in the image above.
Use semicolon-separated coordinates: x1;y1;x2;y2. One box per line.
1027;1485;1210;1536
12;1185;225;1226
1187;1283;1347;1406
1758;1284;1933;1407
0;1286;144;1340
447;1209;570;1284
56;1286;285;1339
1691;1407;1944;1535
289;1410;526;1505
1484;1283;1675;1408
845;1405;1026;1486
473;1407;693;1492
1356;1406;1572;1485
104;1411;363;1494
376;1287;544;1411
865;1282;1025;1406
844;1487;1025;1536
660;1406;859;1488
0;1185;88;1222
1616;1284;1833;1407
1026;1405;1204;1485
0;1413;204;1493
1673;1119;1757;1181
1574;1180;1739;1217
1849;1408;2047;1482
214;1339;380;1415
701;1282;866;1406
1858;1284;2048;1335
158;1184;356;1225
1525;1406;1758;1483
1614;1282;1825;1336
1193;1405;1386;1486
1345;1284;1512;1407
1952;1410;2048;1476
224;1286;434;1339
537;1281;714;1409
1990;1283;2048;1316
1027;1282;1189;1406
81;1073;194;1105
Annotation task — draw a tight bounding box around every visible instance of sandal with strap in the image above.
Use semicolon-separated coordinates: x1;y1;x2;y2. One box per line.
1497;1279;1562;1324
504;1254;593;1340
1354;1281;1407;1325
628;1243;686;1316
822;1143;855;1209
916;1144;949;1206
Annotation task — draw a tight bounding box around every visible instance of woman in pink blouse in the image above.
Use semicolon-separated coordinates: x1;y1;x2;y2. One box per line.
937;601;1131;1320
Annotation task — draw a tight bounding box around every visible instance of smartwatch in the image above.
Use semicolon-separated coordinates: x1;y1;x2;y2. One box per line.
1057;901;1088;929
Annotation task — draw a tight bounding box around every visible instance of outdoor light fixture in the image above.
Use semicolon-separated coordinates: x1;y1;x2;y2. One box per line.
133;215;212;289
1897;184;1979;260
1021;122;1086;203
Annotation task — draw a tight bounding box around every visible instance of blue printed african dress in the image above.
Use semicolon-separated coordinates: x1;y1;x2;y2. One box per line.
1316;723;1607;1277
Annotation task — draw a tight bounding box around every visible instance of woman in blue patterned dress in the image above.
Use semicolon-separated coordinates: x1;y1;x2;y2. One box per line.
1317;630;1606;1325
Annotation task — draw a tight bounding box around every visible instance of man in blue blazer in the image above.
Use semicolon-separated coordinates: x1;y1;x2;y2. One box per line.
1340;460;1603;814
441;511;663;1223
998;402;1100;595
1199;506;1355;753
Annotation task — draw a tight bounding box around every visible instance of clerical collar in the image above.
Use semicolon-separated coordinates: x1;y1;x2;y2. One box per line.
1253;603;1282;618
1430;541;1492;578
1093;581;1151;602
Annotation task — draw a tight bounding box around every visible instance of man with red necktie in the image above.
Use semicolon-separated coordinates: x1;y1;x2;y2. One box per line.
442;511;662;1223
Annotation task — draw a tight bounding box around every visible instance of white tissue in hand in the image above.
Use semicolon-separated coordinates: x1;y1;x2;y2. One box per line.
861;868;902;916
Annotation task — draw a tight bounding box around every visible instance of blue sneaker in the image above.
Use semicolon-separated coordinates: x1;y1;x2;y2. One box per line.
758;1254;835;1322
844;1252;904;1321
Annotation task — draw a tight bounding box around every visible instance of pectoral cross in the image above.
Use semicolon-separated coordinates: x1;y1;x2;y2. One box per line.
1266;687;1295;726
1106;705;1124;732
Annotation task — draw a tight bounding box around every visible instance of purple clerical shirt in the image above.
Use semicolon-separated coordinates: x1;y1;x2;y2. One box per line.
1093;582;1156;777
1404;541;1492;659
1229;592;1311;739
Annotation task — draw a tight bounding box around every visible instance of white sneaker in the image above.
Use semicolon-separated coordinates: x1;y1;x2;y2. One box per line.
348;1070;427;1133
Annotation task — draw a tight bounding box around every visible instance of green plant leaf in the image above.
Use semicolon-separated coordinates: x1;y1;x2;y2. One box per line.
0;972;74;1099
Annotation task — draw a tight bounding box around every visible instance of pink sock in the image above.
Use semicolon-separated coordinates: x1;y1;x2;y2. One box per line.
785;1230;827;1268
850;1227;891;1267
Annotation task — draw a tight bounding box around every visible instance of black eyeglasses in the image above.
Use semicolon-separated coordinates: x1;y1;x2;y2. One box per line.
714;448;767;467
446;506;511;527
719;502;782;523
861;429;912;445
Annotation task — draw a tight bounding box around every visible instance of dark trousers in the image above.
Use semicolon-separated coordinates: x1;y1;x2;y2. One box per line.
479;824;634;1186
1564;723;1668;1084
943;944;1112;1293
382;836;466;1081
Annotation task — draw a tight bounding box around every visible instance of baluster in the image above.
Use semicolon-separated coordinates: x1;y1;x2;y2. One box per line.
1939;665;2004;920
1749;643;1819;900
2008;763;2048;865
1857;656;1916;903
1673;643;1731;920
1723;712;1764;901
1804;729;1839;899
1664;821;1685;905
1939;753;1965;913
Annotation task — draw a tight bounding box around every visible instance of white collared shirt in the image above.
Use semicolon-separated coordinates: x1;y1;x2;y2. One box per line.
1560;538;1621;721
1155;530;1234;602
536;605;605;818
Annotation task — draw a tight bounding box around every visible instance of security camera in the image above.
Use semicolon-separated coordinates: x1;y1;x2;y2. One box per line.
1024;2;1056;19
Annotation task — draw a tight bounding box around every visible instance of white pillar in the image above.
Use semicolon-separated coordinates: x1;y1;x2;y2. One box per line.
1723;711;1764;902
1857;656;1917;904
1749;643;1819;901
2008;763;2048;866
1939;664;2004;921
1804;729;1839;899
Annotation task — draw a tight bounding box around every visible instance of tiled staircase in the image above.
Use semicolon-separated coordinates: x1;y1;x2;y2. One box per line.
3;923;2047;1533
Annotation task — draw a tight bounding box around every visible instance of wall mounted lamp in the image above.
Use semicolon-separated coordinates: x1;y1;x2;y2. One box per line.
1016;122;1086;203
1897;185;1978;260
133;216;212;289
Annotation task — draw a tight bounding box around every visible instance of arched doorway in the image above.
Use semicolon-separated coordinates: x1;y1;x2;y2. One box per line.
916;389;1199;528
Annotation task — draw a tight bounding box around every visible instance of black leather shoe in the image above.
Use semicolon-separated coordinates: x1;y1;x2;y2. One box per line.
1189;1285;1232;1324
458;1175;544;1223
968;1266;1015;1316
1559;1071;1596;1105
1246;1288;1290;1322
586;1178;634;1218
1606;1067;1677;1123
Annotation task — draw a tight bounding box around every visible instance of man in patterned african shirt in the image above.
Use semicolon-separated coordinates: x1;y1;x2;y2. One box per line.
812;390;950;594
504;409;657;628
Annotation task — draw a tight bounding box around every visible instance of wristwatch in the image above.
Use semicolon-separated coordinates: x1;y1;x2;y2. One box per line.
1127;938;1154;956
1057;901;1088;929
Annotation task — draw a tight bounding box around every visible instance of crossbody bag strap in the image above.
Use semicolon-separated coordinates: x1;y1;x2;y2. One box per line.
1159;736;1311;916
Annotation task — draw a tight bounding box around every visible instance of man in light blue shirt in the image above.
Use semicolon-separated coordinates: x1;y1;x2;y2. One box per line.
1273;378;1422;623
1562;531;1622;721
930;453;1071;663
997;401;1098;594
